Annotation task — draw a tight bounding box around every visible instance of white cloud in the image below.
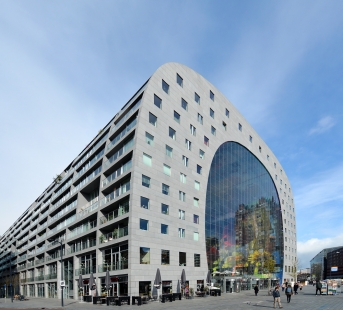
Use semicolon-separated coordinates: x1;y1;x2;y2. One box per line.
309;116;336;135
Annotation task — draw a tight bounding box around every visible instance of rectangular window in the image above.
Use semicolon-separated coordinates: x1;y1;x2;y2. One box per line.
225;108;229;117
204;136;209;146
140;219;149;230
163;164;171;176
178;228;185;238
179;251;186;266
161;203;169;215
199;149;205;159
145;132;154;145
259;146;262;152
194;254;200;267
194;92;200;104
194;181;200;191
179;191;186;202
165;145;173;157
142;175;150;188
222;121;227;131
149;112;157;127
162;79;169;94
185;139;191;150
181;98;188;111
143;153;152;167
161;249;170;265
197;165;202;174
162;183;169;195
176;73;183;87
180;173;186;184
249;135;253;142
161;224;168;235
211;126;216;136
238;123;242;131
267;155;270;161
194;214;199;224
197;113;203;124
210;90;214;101
174;111;180;123
140;247;150;264
154;94;162;109
169;127;176;140
193;232;199;241
193;197;199;207
178;209;185;220
182;155;189;167
190;124;196;136
210;108;214;118
140;196;150;209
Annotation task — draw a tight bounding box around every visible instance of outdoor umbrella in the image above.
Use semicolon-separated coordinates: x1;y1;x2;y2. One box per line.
78;274;83;303
105;270;111;296
90;273;96;300
206;270;212;286
154;268;162;301
181;269;187;298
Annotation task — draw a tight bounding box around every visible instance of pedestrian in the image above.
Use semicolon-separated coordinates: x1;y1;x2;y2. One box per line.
285;284;293;303
315;280;322;295
294;282;299;294
254;284;259;296
281;283;285;292
272;286;283;309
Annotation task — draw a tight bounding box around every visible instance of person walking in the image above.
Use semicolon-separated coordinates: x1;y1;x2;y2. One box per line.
272;286;283;308
254;284;259;296
281;283;285;292
315;281;322;295
285;284;293;303
294;282;299;294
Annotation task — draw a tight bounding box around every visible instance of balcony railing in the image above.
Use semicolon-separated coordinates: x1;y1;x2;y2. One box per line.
77;200;99;220
102;159;132;188
107;118;137;153
45;273;57;280
100;181;130;207
67;220;97;240
51;178;73;201
99;203;129;225
18;255;27;262
47;215;76;236
75;265;96;276
74;148;105;182
71;166;102;195
35;258;45;265
103;137;134;170
35;275;45;281
99;226;128;244
66;238;96;255
98;259;128;273
26;277;34;282
17;264;26;271
48;200;77;225
27;261;35;268
37;233;46;243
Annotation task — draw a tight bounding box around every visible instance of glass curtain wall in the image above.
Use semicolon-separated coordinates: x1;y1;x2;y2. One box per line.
205;142;283;280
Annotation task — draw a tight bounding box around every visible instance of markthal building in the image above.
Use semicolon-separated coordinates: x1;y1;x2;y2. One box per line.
0;63;296;299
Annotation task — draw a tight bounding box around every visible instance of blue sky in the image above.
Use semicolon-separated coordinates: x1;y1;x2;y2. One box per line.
1;0;343;268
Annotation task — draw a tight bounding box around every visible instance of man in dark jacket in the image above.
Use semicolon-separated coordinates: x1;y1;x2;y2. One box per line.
272;286;283;308
294;283;299;294
316;281;322;295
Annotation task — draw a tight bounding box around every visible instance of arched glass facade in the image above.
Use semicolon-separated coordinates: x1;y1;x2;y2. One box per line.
205;142;283;280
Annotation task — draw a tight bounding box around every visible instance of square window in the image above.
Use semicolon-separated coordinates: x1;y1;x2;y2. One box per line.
193;232;199;241
211;126;216;136
165;145;173;157
161;249;170;265
174;111;180;123
182;155;189;167
169;127;176;140
194;181;200;191
140;247;150;264
161;224;168;235
140;197;149;209
179;251;186;266
238;123;242;131
197;165;202;175
143;153;152;167
179;191;186;202
204;136;209;146
194;253;200;267
225;108;229;117
193;214;199;224
140;219;149;230
210;90;214;101
163;164;171;176
210;108;214;118
190;124;196;136
185;139;191;150
178;209;185;220
181;98;188;111
222;121;227;131
149;112;157;127
154;94;162;109
145;132;154;146
176;73;183;87
199;149;205;159
178;228;185;239
193;197;199;207
162;183;169;195
249;135;253;143
142;175;150;188
259;146;262;152
162;79;169;94
180;173;186;184
195;92;200;104
197;113;203;124
161;203;169;215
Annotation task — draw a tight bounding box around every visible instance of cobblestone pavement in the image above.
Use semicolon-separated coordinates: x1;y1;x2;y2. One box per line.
0;285;342;310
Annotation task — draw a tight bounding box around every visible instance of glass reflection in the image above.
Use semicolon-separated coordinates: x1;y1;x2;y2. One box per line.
205;142;283;280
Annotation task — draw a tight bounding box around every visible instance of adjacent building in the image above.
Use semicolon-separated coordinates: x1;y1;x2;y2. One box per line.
0;63;296;299
311;247;343;280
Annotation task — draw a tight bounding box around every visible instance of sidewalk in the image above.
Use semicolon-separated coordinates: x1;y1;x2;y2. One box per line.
0;285;342;310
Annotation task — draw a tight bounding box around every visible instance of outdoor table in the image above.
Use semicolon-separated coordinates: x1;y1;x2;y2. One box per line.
117;296;130;306
161;293;173;303
209;289;221;296
172;292;181;300
93;296;106;304
107;296;118;306
83;295;92;302
132;296;142;305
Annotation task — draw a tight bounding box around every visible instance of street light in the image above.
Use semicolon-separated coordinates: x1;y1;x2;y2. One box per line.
48;238;64;307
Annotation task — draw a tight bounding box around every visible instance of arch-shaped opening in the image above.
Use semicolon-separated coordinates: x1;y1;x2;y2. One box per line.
205;142;283;281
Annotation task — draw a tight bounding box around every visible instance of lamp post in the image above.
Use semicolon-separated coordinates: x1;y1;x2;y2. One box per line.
48;238;64;307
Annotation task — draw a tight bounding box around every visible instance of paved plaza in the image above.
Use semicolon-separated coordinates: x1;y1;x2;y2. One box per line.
0;285;342;310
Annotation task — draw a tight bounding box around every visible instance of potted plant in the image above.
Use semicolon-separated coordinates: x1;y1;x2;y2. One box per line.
204;286;209;297
113;228;119;239
189;288;194;299
99;234;105;243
